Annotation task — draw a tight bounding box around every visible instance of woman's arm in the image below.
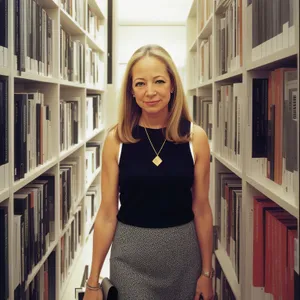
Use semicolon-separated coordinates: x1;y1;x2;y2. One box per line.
87;130;120;286
192;125;213;274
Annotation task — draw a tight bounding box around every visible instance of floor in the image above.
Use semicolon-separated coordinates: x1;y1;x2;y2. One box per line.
61;231;110;300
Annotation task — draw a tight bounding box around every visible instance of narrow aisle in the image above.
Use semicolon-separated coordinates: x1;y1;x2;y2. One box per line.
61;230;111;300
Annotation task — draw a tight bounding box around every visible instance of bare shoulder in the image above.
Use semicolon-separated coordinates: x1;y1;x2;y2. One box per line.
102;127;120;163
191;124;210;161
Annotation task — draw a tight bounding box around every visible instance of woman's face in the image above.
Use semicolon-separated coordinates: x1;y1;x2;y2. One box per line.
131;56;173;116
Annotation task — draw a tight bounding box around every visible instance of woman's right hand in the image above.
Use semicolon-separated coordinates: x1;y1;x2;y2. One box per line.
83;288;103;300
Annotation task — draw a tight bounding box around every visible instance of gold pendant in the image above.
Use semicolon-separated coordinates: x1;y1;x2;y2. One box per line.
152;155;162;166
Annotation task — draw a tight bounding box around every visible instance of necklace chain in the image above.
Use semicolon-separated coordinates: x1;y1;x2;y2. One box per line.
144;127;167;157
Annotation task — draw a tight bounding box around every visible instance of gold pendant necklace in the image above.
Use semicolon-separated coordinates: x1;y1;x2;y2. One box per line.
144;127;167;166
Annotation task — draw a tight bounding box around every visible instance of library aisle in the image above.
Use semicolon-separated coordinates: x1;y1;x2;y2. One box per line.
0;0;299;300
60;231;110;300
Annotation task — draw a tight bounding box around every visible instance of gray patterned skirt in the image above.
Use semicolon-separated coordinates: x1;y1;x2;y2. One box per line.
109;220;202;300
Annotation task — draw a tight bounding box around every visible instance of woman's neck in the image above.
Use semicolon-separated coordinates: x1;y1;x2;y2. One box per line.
139;112;168;129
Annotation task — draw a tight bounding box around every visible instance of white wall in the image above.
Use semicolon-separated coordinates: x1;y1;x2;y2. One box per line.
116;25;187;90
117;0;193;24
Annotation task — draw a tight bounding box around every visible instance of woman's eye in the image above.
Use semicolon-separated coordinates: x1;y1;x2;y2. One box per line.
135;82;144;87
156;80;165;84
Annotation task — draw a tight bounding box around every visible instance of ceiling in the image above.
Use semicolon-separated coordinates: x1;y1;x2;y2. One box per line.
117;0;194;25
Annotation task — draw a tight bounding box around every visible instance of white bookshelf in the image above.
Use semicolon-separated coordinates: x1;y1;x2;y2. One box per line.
0;0;108;299
186;0;299;299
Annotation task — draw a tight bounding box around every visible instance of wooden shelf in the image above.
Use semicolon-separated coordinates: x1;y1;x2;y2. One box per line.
198;14;213;40
88;0;106;19
246;175;299;218
213;152;242;178
25;240;58;290
86;125;105;142
215;243;241;300
0;67;10;77
60;216;75;239
14;72;58;84
187;0;197;18
215;69;243;83
86;32;105;53
59;79;86;89
59;142;84;161
197;79;213;89
85;166;101;193
60;8;85;35
0;188;9;204
215;0;232;15
189;38;197;52
86;84;105;93
246;45;298;71
60;245;84;300
13;158;58;193
37;0;59;9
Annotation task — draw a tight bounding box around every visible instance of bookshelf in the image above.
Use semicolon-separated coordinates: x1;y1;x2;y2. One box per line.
0;0;108;299
186;0;299;299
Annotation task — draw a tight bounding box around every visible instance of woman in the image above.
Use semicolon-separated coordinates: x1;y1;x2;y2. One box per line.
84;44;214;300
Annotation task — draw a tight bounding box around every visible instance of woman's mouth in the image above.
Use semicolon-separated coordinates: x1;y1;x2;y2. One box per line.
144;100;160;106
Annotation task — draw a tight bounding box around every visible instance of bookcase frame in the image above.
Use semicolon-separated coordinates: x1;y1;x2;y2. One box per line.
186;0;299;299
0;0;108;299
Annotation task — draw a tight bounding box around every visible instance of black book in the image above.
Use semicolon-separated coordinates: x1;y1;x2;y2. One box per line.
14;94;27;180
252;78;268;158
0;77;8;166
0;206;9;300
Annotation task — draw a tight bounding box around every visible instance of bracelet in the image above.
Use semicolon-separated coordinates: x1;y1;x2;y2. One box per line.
86;281;102;291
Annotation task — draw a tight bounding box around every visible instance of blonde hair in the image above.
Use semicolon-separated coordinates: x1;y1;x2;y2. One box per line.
114;44;192;143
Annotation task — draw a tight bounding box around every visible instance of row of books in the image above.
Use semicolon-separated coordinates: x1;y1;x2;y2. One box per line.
0;172;101;299
87;4;105;47
249;0;297;61
86;94;103;137
199;35;213;83
192;95;213;141
214;257;237;300
60;99;80;152
60;28;85;83
215;83;242;169
85;142;102;185
251;68;298;197
198;0;213;33
60;158;82;229
61;208;82;285
12;174;56;299
4;89;104;183
14;92;53;181
85;47;105;88
22;250;56;300
217;0;243;76
214;170;299;300
84;184;101;237
215;172;241;282
188;52;197;88
60;28;105;86
0;77;8;189
252;196;299;300
0;0;8;68
0;206;9;299
60;0;85;29
14;0;54;76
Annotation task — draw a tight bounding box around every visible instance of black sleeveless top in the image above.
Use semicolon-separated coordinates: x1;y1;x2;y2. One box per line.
117;119;195;228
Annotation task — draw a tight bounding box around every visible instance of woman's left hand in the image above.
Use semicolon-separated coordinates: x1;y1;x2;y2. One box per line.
194;275;214;300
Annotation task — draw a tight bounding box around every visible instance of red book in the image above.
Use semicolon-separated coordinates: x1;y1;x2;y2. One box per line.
266;210;297;299
253;196;279;287
287;229;297;299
